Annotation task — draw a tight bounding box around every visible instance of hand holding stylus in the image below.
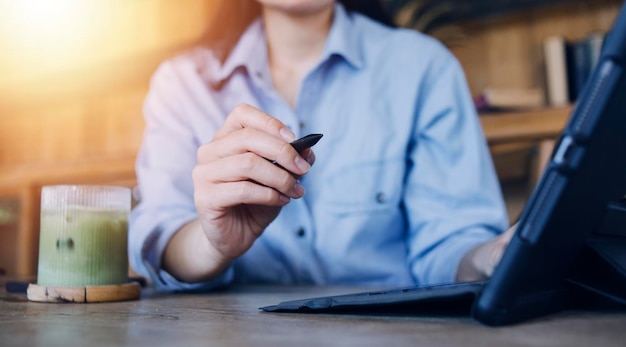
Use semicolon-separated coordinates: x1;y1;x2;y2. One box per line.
163;104;320;282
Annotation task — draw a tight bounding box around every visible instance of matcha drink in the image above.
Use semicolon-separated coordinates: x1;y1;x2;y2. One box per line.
37;186;131;287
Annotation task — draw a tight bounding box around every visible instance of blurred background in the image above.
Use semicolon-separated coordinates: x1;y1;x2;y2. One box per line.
0;0;621;277
0;0;220;169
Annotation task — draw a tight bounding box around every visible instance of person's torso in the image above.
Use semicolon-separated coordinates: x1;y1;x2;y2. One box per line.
165;7;454;285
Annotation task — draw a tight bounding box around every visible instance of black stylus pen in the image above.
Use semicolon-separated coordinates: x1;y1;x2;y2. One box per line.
290;133;323;153
268;133;322;169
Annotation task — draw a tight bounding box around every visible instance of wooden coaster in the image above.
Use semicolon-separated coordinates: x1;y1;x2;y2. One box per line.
27;282;140;303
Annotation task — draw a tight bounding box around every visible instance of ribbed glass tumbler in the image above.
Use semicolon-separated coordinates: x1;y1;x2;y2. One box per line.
37;185;131;287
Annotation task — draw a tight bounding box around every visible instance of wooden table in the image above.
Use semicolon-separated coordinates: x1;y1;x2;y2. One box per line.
1;282;625;347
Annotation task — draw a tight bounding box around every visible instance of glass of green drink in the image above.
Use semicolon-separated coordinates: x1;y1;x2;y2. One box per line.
37;185;131;287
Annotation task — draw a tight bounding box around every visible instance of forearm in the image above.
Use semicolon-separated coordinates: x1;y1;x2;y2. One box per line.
162;220;231;283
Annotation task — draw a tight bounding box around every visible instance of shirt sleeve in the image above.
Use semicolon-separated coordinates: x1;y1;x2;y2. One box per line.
405;50;509;285
129;61;234;292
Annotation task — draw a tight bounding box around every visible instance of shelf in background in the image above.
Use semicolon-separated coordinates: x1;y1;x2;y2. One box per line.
387;0;590;33
481;106;572;195
480;106;572;145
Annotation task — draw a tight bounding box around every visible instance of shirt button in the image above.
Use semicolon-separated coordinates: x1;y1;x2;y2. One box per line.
376;192;386;203
299;121;305;129
296;228;306;237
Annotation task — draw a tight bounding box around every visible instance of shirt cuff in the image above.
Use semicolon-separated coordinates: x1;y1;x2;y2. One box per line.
419;227;498;285
157;267;234;292
132;210;234;292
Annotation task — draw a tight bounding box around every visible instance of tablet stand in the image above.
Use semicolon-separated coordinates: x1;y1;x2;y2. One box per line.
568;201;626;305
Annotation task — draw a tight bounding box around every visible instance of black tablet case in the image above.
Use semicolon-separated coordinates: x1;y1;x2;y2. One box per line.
261;3;626;326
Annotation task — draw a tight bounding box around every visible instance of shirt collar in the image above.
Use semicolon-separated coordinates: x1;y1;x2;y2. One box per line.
206;2;364;86
205;18;268;86
321;2;364;69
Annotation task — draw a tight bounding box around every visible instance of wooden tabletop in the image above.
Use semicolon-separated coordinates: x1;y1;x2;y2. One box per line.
1;282;626;347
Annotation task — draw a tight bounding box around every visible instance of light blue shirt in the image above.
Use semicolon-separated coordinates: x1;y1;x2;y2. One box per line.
130;3;508;291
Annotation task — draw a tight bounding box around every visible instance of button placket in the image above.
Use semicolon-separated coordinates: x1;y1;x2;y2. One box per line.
294;68;322;132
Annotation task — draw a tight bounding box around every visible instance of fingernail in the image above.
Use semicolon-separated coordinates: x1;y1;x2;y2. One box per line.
279;194;290;204
293;183;305;197
295;155;311;173
306;150;313;162
280;127;296;142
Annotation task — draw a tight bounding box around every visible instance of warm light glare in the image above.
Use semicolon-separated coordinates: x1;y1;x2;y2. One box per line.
8;0;84;31
3;0;94;45
0;0;97;84
0;0;214;91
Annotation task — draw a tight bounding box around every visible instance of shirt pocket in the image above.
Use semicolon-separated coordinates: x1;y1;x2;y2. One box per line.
322;159;405;216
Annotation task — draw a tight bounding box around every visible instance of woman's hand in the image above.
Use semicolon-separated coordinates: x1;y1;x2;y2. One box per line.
456;223;517;282
194;103;314;259
163;104;315;282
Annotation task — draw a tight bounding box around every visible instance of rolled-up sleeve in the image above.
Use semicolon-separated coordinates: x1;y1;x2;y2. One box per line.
129;61;233;291
406;52;509;285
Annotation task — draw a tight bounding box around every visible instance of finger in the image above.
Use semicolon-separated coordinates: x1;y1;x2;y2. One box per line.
193;154;305;199
198;128;311;175
195;180;290;210
214;104;296;142
291;149;316;180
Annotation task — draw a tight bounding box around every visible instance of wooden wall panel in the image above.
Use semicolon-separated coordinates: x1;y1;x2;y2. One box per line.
0;198;19;276
0;87;147;167
94;88;148;158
